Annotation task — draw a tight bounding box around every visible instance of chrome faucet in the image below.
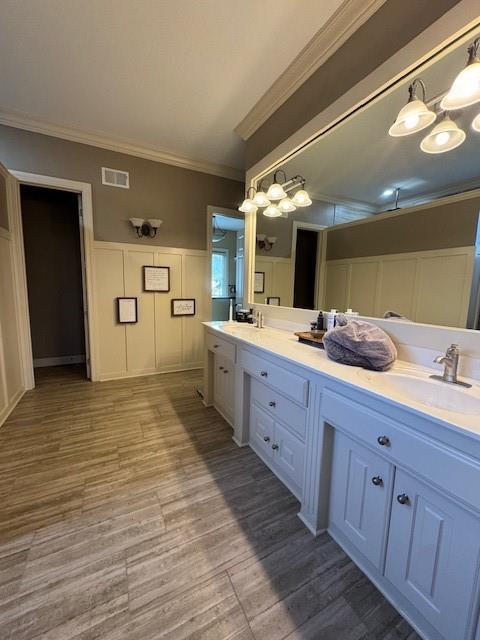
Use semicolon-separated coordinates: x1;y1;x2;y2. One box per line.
430;344;471;388
255;310;264;328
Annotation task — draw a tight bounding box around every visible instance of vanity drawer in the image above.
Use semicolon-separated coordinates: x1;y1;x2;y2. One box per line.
206;332;236;362
322;389;480;512
240;349;309;406
251;378;307;440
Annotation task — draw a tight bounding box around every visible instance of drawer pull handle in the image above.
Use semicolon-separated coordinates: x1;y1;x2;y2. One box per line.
377;435;390;446
213;344;219;349
269;401;276;408
260;371;268;378
371;476;383;486
397;493;409;505
263;436;270;442
272;443;279;451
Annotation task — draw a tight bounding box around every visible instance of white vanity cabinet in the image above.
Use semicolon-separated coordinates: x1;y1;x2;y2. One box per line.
249;378;306;499
213;352;235;425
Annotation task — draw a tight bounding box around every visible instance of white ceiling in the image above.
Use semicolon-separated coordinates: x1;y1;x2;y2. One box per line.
278;35;480;209
0;0;344;173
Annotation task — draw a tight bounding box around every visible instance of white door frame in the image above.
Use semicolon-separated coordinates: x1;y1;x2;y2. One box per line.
290;221;326;309
10;171;98;386
206;206;244;319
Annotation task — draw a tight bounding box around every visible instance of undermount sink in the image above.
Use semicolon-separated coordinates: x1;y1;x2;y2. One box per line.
359;369;480;416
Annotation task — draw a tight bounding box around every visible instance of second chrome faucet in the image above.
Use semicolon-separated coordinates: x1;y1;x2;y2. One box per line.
430;343;472;388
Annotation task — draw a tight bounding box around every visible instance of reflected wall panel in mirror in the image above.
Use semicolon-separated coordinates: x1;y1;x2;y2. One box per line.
251;28;480;329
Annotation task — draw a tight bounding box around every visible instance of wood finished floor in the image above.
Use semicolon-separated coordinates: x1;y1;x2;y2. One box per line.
0;365;420;640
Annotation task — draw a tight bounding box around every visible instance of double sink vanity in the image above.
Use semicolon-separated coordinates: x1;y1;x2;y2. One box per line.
203;321;480;640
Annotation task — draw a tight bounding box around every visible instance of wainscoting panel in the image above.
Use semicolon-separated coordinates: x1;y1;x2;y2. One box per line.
254;257;293;307
325;246;475;327
93;242;206;380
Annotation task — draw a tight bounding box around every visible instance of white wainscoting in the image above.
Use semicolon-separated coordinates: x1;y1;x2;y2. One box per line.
325;246;475;328
93;241;208;381
0;227;24;425
254;257;293;308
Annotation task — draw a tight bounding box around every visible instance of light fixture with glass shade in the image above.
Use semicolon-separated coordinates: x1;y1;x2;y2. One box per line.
473;112;480;132
238;187;258;214
420;114;466;154
252;181;271;207
277;198;296;213
129;217;163;238
388;79;436;137
263;204;282;218
266;170;288;200
441;38;480;111
291;188;312;207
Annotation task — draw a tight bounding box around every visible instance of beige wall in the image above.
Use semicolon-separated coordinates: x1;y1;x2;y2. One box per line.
326;197;480;260
246;0;460;168
0;125;244;249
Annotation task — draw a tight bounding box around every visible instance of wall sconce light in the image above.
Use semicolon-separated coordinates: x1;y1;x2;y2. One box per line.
129;218;163;238
256;234;277;251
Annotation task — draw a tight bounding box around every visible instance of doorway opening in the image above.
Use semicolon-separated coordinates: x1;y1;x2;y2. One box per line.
20;185;88;383
209;211;245;321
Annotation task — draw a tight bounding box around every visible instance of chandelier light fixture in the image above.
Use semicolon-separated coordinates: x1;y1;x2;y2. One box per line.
441;38;480;111
420;114;466;154
472;111;480;132
388;79;436;137
239;171;312;218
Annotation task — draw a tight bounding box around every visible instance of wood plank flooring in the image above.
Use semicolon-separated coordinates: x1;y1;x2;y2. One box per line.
0;365;420;640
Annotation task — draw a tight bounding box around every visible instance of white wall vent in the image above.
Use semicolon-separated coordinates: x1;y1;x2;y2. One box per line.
101;167;130;189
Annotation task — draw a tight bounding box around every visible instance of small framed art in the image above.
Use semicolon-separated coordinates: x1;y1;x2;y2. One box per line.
267;296;280;306
143;265;170;292
254;271;265;294
171;298;196;316
117;297;138;323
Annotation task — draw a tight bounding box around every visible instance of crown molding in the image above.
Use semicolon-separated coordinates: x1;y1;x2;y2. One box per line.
0;109;244;182
235;0;386;141
310;189;377;213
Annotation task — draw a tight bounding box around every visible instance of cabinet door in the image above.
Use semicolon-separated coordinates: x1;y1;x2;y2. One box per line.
385;469;480;640
213;353;226;411
250;403;274;462
272;421;305;497
329;431;393;569
223;362;235;425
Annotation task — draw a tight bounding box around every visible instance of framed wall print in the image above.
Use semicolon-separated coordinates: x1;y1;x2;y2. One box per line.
254;271;265;294
143;265;170;292
267;296;280;306
117;297;138;323
171;298;196;316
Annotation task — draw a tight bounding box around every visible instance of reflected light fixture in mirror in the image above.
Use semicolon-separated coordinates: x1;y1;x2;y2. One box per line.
389;79;436;136
239;186;258;214
256;234;277;251
291;189;312;207
252;183;271;208
420;115;466;153
472;112;480;132
441;38;480;111
263;204;282;217
278;197;296;213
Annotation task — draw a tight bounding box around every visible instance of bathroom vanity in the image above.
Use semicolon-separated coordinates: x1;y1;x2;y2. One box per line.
203;321;480;640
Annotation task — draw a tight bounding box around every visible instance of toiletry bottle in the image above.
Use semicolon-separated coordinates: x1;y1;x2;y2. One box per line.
326;309;337;331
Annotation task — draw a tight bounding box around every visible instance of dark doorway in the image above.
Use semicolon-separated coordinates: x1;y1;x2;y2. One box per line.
293;228;318;309
20;185;86;380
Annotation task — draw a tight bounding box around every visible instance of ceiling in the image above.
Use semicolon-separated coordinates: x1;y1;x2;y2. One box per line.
277;33;480;210
0;0;345;174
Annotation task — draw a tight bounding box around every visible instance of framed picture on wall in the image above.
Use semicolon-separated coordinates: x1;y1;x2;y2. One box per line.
254;271;265;293
117;297;138;323
143;265;170;292
267;297;280;306
171;298;196;316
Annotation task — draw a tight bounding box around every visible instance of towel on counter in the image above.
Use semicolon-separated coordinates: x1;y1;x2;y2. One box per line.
323;314;397;371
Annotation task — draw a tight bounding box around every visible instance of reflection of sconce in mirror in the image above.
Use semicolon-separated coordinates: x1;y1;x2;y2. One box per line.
256;234;277;251
129;218;163;238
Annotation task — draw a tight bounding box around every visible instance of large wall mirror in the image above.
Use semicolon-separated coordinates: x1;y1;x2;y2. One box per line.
250;29;480;330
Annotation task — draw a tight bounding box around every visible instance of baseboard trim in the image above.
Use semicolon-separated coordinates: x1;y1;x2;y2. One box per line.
98;363;203;382
0;386;25;428
34;355;86;368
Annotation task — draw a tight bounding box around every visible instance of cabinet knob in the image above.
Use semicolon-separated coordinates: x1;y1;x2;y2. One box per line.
219;366;224;370
377;435;390;446
269;401;276;408
223;370;228;374
260;370;268;377
272;443;279;450
397;493;409;505
263;436;270;442
213;344;219;349
371;476;383;486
